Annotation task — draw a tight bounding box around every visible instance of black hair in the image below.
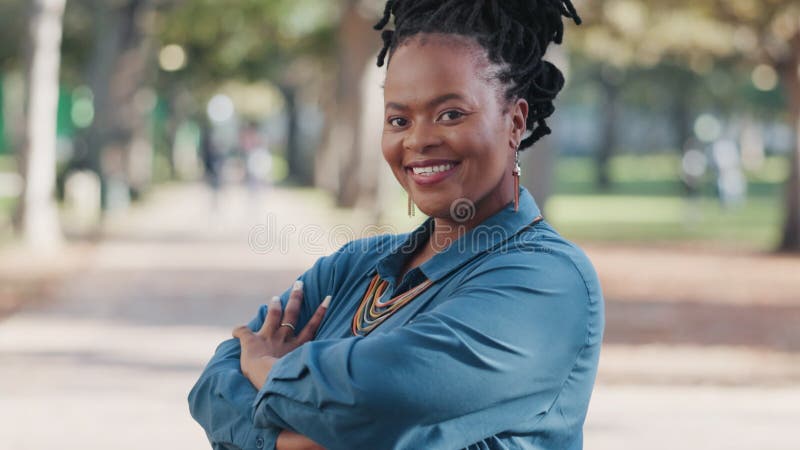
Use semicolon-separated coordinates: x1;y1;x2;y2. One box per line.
374;0;581;150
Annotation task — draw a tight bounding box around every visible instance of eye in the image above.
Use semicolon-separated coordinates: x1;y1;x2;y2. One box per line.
437;110;465;122
388;117;409;127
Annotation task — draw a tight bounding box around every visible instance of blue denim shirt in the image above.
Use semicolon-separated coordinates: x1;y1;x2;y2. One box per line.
188;186;604;450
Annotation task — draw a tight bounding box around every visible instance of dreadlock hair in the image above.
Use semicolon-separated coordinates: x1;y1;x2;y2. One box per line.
374;0;581;150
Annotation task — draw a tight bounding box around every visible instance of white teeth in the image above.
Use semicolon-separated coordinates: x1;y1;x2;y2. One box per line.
412;163;454;175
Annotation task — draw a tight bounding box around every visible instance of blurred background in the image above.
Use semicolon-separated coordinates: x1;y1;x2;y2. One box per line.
0;0;798;449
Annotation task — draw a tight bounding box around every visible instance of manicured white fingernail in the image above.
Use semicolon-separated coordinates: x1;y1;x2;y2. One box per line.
293;280;303;291
271;296;281;305
321;295;332;308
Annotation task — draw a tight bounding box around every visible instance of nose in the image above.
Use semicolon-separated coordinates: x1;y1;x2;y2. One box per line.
403;121;442;153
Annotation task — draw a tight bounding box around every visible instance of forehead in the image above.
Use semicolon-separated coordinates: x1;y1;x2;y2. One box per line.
384;34;498;106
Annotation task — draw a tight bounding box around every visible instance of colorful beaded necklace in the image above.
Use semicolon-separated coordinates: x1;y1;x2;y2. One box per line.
351;273;434;336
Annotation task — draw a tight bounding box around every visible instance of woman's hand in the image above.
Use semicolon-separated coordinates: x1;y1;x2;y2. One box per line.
277;430;326;450
232;281;331;389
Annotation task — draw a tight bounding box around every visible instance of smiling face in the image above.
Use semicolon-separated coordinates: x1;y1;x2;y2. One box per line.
382;33;528;227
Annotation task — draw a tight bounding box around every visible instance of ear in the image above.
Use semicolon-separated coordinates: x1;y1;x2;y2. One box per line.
509;98;529;149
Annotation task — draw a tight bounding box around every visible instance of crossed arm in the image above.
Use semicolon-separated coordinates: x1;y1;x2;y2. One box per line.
188;281;332;450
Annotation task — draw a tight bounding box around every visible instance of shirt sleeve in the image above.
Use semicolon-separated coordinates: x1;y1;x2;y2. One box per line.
252;250;596;450
188;304;280;450
188;242;352;450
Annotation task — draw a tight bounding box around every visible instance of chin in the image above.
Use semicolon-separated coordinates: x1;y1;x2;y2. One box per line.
413;195;457;219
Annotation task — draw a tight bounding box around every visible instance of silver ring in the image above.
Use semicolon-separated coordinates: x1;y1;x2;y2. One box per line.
280;322;296;331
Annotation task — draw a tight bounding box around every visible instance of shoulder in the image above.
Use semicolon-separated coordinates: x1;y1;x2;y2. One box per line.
529;220;601;301
460;219;603;311
445;219;604;346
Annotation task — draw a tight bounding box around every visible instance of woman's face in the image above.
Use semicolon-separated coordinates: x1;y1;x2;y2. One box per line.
382;34;528;225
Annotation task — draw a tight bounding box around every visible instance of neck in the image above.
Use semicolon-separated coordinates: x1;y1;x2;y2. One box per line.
428;185;515;253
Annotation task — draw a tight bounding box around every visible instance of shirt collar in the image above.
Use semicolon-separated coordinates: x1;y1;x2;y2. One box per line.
374;185;542;284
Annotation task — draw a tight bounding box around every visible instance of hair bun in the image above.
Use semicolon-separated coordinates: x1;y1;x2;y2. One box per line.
530;60;565;105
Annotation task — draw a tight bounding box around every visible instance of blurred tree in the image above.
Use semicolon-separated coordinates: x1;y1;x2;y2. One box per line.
0;75;5;154
70;0;161;209
595;65;624;190
16;0;66;250
568;1;741;190
315;0;381;207
683;0;800;252
0;1;26;69
158;0;403;212
570;0;800;251
158;0;338;186
0;0;28;155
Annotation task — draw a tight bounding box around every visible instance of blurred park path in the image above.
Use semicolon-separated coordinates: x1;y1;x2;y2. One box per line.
0;183;798;449
0;183;372;449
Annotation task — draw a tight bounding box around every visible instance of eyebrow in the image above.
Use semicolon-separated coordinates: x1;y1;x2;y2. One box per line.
386;93;466;111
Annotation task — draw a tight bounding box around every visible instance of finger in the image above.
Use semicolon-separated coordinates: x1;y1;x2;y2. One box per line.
232;325;254;340
280;280;304;332
261;296;283;335
296;295;331;343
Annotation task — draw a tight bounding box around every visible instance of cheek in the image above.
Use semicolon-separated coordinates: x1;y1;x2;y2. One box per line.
381;134;404;171
458;127;511;178
454;126;504;162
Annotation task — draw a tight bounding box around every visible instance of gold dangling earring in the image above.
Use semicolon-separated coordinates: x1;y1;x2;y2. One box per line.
513;146;521;212
408;192;415;217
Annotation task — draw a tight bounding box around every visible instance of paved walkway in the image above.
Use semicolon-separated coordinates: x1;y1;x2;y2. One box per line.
0;183;798;449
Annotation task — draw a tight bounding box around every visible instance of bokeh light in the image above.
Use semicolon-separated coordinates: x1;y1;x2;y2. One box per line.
70;85;94;128
206;94;235;123
158;44;187;72
694;114;722;142
751;64;778;91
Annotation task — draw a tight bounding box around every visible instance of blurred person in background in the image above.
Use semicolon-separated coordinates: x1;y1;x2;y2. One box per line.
189;1;603;449
711;138;747;208
200;123;225;210
239;121;273;198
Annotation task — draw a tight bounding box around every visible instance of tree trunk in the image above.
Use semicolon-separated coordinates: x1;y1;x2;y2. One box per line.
0;75;5;153
670;69;698;195
595;71;620;190
315;0;379;207
282;84;313;185
779;53;800;252
16;0;66;250
78;0;155;210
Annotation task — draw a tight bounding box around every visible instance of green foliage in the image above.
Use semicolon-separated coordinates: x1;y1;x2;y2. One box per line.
157;0;339;89
565;0;795;120
59;0;95;84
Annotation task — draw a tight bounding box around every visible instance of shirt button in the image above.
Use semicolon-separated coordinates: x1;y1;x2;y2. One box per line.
256;437;264;448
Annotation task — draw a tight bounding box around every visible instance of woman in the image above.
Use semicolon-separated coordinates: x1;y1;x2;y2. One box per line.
189;1;603;449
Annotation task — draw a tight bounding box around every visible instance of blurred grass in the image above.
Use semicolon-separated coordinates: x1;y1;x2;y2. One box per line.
0;154;14;172
548;154;786;250
0;155;16;224
0;197;13;216
0;197;15;245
